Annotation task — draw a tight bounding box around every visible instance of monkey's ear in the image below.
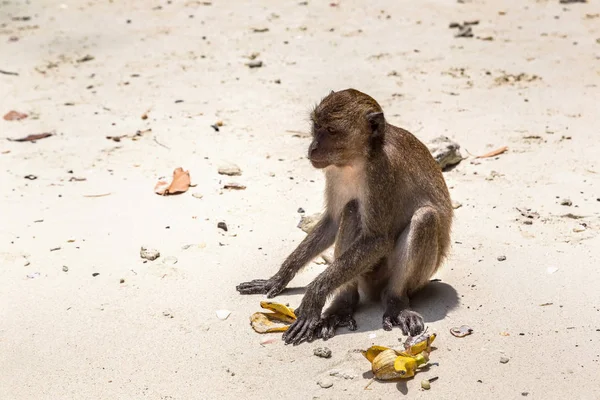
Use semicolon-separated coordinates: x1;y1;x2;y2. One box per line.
366;112;385;137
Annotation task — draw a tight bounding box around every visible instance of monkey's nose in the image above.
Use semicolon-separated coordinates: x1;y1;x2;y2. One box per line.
308;141;319;157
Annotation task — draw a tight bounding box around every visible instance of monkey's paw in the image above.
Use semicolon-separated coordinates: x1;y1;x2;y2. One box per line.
282;310;321;345
317;312;357;341
382;310;424;336
235;278;285;297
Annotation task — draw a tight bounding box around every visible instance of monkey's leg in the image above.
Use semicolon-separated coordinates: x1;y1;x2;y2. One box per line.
283;234;389;345
382;206;441;336
318;200;361;340
318;282;359;340
236;214;337;298
284;216;391;345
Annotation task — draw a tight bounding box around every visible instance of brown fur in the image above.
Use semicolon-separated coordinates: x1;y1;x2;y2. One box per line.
237;89;453;344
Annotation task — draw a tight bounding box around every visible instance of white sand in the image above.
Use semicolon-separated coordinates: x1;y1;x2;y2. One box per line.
1;0;599;398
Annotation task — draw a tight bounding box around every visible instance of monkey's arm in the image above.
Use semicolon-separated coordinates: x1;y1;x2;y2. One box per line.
283;235;391;344
236;215;338;298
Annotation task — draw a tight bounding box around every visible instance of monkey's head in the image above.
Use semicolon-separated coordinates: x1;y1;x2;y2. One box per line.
308;89;385;169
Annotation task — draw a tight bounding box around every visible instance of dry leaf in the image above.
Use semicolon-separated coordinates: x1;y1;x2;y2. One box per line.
154;167;191;195
3;110;28;121
476;146;508;158
8;132;53;142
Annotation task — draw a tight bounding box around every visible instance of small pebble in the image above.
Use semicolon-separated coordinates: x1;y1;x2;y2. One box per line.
560;198;572;206
140;246;160;261
92;272;100;277
317;378;333;389
298;213;321;233
314;347;332;358
218;163;242;176
421;380;431;390
500;356;510;364
497;255;506;261
427;136;463;169
217;222;228;231
119;278;125;284
247;60;263;68
62;266;69;272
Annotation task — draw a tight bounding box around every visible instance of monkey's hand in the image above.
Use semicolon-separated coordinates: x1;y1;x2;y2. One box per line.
235;276;288;298
282;298;324;345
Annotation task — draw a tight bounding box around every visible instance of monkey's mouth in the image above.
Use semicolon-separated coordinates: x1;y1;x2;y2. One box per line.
310;158;330;169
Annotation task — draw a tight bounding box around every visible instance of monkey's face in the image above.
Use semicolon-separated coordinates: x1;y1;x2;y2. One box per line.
308;90;381;168
308;121;364;169
308;121;335;168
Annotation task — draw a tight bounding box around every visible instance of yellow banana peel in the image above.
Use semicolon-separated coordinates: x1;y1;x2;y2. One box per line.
250;302;297;334
403;332;436;356
259;301;296;319
362;332;436;380
393;353;429;378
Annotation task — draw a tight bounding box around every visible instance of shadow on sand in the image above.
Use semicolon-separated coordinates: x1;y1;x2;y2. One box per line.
330;280;459;337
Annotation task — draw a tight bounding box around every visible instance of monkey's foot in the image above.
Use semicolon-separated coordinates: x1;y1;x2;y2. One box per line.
235;278;285;298
382;309;424;336
317;310;357;340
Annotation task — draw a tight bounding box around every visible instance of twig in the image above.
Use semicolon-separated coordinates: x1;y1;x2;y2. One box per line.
83;193;112;198
364;378;375;390
0;69;19;76
285;129;310;138
153;136;170;149
476;146;508;158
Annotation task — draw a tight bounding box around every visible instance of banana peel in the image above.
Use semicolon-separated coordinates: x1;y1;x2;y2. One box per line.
403;332;436;355
362;333;436;380
250;301;297;334
393;353;429;378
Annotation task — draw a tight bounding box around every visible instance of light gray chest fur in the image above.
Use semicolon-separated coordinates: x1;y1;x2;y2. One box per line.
325;162;367;223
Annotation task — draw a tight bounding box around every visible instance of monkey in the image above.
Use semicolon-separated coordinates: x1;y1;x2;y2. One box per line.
236;89;453;345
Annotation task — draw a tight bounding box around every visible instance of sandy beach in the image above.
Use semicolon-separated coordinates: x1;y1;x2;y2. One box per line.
1;0;600;399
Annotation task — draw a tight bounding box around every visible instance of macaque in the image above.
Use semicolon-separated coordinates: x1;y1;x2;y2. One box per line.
237;89;453;345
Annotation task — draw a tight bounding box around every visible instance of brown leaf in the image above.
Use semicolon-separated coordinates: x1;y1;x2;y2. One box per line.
8;132;53;142
3;110;28;121
476;146;508;158
154;167;191;195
